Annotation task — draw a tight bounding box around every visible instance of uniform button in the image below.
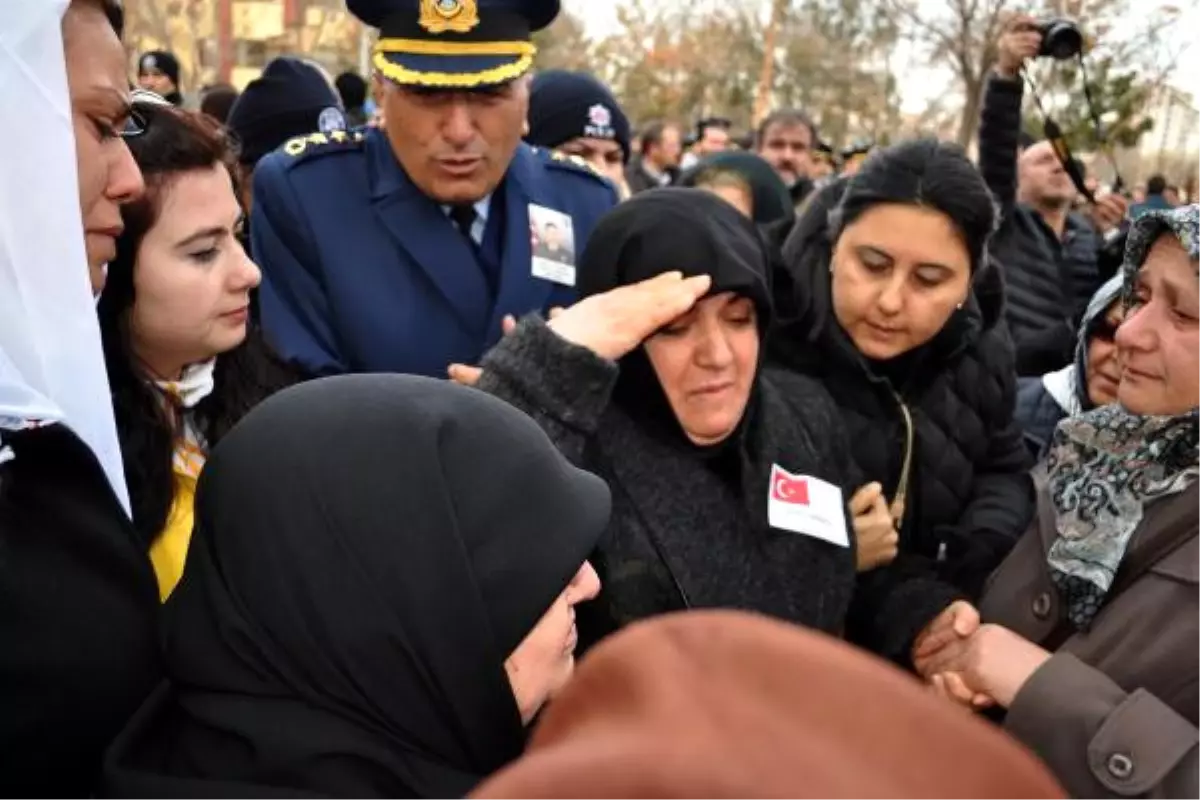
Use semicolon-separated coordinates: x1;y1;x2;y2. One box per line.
1032;592;1053;620
1107;753;1134;780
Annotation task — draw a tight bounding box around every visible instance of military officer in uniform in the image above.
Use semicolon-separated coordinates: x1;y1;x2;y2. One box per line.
249;0;618;378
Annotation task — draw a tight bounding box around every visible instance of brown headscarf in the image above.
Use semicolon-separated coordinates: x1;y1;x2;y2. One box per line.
472;611;1064;799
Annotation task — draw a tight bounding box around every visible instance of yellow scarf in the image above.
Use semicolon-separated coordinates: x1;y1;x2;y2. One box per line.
149;360;214;601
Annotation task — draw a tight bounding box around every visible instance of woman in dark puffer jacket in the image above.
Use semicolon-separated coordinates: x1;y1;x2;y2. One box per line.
770;139;1034;658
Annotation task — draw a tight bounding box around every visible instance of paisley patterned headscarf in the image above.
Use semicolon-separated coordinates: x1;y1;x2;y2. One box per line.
1046;204;1199;629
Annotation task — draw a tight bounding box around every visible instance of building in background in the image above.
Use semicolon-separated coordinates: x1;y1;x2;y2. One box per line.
122;0;369;96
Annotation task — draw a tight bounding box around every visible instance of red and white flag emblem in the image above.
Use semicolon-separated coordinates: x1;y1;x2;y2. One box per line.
766;465;849;548
771;467;810;505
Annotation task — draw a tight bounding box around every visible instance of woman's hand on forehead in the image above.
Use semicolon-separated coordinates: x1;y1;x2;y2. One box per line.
548;272;712;361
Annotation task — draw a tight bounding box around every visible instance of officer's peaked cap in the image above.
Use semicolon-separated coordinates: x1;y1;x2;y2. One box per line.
351;0;560;90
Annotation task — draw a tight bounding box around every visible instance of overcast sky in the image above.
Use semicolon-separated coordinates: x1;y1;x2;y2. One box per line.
562;0;1199;116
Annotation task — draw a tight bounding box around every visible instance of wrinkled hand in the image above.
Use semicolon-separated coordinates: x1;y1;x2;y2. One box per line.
996;13;1042;78
922;624;1052;710
1088;191;1129;235
850;482;899;572
547;272;712;361
912;600;980;674
448;315;517;387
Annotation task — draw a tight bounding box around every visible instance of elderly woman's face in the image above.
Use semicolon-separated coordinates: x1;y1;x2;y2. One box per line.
504;561;601;724
1085;300;1125;407
1115;234;1199;415
830;203;972;361
63;0;144;294
644;292;760;446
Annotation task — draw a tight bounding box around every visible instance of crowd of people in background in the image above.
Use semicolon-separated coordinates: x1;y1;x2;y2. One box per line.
1;0;1197;797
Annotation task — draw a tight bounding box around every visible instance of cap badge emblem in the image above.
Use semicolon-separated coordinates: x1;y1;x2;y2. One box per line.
419;0;480;33
587;104;612;128
317;107;347;135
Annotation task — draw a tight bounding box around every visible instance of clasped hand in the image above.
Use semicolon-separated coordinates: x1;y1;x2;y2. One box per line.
850;482;899;572
912;601;1051;710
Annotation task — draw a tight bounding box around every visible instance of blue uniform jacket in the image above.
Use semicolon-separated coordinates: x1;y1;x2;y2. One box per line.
250;127;618;377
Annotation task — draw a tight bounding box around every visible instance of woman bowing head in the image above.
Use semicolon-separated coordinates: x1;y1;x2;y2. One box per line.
469;188;863;652
104;375;609;797
772;139;1032;662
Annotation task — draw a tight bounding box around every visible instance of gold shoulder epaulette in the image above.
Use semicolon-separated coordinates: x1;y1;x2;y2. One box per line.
281;129;366;160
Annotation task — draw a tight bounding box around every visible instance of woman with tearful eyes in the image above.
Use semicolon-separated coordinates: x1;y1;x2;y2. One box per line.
98;97;294;601
770;139;1033;664
918;205;1198;799
467;189;861;652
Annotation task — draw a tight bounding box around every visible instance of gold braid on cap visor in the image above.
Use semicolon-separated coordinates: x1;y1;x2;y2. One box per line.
373;38;536;88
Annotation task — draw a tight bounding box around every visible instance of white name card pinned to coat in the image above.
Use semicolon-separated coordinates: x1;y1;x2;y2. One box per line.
767;465;850;548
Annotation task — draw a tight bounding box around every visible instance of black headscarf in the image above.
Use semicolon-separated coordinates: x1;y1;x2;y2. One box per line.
677;151;794;225
577;188;773;459
159;375;611;797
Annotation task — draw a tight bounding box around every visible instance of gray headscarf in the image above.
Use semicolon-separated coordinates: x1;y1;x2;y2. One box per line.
1041;274;1124;415
1046;204;1199;629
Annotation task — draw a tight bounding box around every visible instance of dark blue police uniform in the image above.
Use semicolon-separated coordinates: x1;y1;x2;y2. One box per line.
249;0;619;377
252;129;615;376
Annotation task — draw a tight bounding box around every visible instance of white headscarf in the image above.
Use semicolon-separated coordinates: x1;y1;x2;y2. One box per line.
0;0;130;513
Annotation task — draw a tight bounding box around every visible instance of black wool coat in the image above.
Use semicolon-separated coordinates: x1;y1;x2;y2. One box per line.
0;425;160;796
477;319;860;653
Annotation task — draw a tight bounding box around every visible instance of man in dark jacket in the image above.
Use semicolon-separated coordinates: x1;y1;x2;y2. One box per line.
754;109;817;210
626;121;681;194
978;15;1127;377
1130;174;1175;218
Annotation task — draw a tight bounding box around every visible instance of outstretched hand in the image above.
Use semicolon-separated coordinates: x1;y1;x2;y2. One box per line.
912;600;980;673
448;315;518;387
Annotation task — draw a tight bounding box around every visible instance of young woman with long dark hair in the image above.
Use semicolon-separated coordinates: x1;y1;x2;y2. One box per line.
97;95;294;600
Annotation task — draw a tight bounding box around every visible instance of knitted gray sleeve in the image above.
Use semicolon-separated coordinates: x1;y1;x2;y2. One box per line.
476;315;619;465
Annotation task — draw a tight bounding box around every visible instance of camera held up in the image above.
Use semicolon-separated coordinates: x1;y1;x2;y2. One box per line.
1037;18;1083;60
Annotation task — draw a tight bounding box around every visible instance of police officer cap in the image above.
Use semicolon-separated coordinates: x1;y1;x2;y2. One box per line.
527;70;631;164
226;57;345;166
350;0;560;90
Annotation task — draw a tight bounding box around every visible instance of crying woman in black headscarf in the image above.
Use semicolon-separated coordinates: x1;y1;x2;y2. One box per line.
103;375;609;798
469;187;860;653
